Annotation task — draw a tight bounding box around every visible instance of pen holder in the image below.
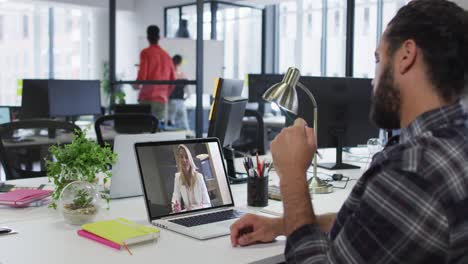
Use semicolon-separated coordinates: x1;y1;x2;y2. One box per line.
247;176;269;207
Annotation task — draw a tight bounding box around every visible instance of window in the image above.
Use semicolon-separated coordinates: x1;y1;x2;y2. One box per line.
306;13;313;36
165;2;262;80
23;15;28;39
353;0;409;78
382;0;408;29
180;3;212;40
0;2;99;106
326;0;346;77
353;0;377;78
234;7;262;79
0;3;48;105
0;15;4;41
278;1;297;74
166;8;180;38
278;0;346;77
302;0;322;76
216;4;262;79
53;7;97;80
333;10;340;35
363;7;370;35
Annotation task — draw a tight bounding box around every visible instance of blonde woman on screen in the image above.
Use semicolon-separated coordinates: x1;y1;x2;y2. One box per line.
171;144;211;213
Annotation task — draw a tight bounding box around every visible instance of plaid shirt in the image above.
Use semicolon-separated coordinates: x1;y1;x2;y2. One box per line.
285;102;468;263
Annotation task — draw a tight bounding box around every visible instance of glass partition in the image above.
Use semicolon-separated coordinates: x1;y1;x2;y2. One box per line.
165;1;263;80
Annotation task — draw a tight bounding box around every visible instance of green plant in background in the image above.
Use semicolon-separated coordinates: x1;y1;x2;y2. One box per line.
47;130;117;209
101;61;110;96
114;91;126;104
101;61;126;106
69;189;93;210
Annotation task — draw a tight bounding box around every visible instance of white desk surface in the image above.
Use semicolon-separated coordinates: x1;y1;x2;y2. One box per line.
0;149;370;264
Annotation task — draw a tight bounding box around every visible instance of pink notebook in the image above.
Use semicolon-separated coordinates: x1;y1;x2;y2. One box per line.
77;230;121;250
0;189;52;207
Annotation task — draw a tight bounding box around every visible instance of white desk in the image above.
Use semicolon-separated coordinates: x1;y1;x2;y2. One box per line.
0;149;370;264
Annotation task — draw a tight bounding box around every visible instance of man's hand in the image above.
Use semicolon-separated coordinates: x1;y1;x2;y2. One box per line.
230;214;284;247
271;118;317;184
271;118;317;236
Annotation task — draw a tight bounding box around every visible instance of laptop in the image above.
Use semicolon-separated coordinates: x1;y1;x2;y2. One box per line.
110;132;186;199
135;138;245;240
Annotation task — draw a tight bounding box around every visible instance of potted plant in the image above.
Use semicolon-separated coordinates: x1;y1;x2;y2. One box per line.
47;130;117;223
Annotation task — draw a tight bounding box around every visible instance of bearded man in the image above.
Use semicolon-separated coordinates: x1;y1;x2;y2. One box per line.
230;0;468;263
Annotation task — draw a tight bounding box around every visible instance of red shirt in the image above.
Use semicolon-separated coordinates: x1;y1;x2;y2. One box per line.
136;44;175;103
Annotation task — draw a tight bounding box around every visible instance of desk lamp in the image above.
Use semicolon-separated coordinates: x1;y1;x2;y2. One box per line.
262;67;333;194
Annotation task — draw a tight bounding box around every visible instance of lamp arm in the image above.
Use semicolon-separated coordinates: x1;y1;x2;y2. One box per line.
296;82;318;133
297;82;317;109
297;82;319;191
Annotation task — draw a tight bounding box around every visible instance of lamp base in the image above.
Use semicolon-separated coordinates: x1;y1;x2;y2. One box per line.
310;177;333;194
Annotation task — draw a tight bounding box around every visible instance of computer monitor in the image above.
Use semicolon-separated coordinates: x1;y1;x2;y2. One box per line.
248;74;379;170
21;79;50;119
210;97;247;183
298;76;379;169
208;78;246;183
21;79;101;119
208;78;244;137
211;97;247;148
0;106;11;124
248;74;282;103
48;80;101;117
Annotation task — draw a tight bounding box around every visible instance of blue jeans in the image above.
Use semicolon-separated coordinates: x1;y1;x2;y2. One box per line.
168;99;189;130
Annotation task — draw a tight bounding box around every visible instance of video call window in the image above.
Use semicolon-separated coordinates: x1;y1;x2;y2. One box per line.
137;142;233;218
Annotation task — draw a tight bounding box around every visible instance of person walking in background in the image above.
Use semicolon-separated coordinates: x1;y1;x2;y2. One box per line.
134;25;175;123
168;55;190;130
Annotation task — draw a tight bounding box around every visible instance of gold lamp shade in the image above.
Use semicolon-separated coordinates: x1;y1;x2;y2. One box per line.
262;67;301;114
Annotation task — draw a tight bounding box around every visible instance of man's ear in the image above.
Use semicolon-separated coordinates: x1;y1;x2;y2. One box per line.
397;39;417;74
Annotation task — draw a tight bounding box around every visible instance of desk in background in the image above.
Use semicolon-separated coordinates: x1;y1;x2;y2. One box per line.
0;148;369;264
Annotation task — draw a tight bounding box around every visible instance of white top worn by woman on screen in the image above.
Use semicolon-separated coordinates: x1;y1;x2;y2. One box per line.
171;144;211;213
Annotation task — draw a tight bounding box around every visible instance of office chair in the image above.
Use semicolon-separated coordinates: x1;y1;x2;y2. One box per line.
0;119;81;180
94;113;159;148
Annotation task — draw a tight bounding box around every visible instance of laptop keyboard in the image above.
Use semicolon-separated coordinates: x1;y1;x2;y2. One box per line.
169;209;244;227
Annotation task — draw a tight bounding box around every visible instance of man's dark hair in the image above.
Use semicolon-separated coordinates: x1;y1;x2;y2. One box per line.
385;0;468;100
173;55;183;66
147;25;160;44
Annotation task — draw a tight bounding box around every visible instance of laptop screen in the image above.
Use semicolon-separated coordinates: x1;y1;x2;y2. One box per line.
0;107;11;124
135;138;234;220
